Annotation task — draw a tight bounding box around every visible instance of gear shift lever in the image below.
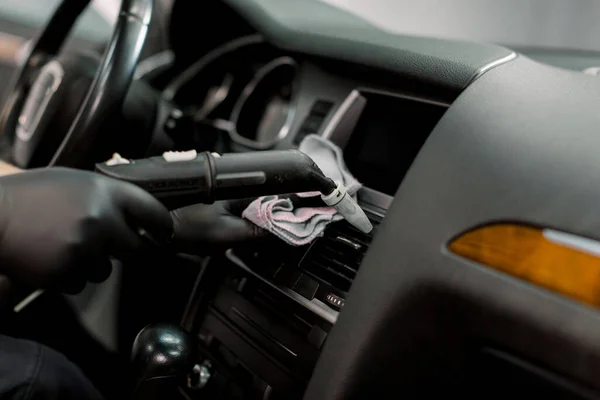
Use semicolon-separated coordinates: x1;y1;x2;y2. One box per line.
131;324;195;399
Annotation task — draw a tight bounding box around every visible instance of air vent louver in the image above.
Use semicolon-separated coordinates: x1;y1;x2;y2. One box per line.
299;213;381;292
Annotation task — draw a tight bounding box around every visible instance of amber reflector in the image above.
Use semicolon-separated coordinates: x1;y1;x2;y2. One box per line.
449;223;600;307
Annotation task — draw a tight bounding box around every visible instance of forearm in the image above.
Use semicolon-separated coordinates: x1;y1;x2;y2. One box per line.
0;160;22;176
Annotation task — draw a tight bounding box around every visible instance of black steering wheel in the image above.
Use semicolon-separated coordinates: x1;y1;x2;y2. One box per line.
0;0;153;169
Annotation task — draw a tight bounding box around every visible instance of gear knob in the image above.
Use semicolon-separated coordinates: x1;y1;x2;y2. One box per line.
131;324;195;398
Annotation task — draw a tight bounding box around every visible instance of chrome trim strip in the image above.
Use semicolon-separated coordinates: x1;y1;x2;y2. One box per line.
262;386;273;400
163;34;264;101
225;249;339;324
358;87;451;107
321;89;361;140
467;52;517;86
16;60;64;142
14;290;44;313
229;56;298;149
322;87;450;142
543;229;600;258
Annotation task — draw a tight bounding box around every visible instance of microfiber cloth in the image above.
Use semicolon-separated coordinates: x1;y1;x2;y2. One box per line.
242;134;361;246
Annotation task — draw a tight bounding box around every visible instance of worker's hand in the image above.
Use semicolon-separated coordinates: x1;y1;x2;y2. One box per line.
171;200;270;255
0;159;22;176
0;168;172;294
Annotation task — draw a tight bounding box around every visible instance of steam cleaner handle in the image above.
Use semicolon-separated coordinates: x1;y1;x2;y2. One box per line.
95;150;335;210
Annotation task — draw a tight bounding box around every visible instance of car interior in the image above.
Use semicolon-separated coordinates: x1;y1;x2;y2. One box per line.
2;0;600;399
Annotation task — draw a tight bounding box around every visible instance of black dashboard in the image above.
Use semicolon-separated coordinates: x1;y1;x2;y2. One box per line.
158;1;600;399
166;36;418;398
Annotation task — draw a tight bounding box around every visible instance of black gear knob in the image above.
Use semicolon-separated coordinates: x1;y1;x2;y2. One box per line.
131;324;195;398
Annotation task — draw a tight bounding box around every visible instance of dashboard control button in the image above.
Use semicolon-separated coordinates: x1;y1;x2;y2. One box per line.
312;100;334;117
325;293;345;309
164;108;183;131
302;115;323;133
294;127;313;145
292;274;319;300
286;269;303;286
293;100;334;145
162;150;198;162
307;325;328;349
163;109;194;144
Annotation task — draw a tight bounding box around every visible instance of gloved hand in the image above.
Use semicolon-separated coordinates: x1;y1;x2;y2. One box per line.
171;200;270;255
0;168;172;293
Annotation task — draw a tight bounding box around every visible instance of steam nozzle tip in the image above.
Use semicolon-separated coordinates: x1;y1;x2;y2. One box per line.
321;183;373;234
352;210;374;234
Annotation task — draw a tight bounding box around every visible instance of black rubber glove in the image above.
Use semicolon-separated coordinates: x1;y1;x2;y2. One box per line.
0;168;172;294
171;200;270;255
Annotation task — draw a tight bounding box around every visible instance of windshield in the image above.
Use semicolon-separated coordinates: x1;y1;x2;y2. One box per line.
323;0;600;52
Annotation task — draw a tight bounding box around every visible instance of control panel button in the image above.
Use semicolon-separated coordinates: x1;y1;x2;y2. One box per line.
307;325;328;349
164;109;183;131
312;100;334;117
301;115;323;133
293;100;334;145
292;274;319;300
162;150;198;162
325;293;345;309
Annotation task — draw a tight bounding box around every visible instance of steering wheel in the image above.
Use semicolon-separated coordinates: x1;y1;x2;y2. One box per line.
0;0;153;169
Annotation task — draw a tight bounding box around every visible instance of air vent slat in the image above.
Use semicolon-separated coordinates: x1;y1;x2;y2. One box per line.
299;214;380;294
327;218;380;238
313;243;361;271
311;253;356;278
322;235;367;253
316;238;361;256
325;225;371;243
302;258;353;291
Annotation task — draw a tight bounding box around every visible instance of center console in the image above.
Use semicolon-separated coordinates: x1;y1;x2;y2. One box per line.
178;89;448;399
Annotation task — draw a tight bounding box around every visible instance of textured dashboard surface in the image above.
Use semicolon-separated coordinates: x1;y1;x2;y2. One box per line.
305;56;600;398
224;0;514;92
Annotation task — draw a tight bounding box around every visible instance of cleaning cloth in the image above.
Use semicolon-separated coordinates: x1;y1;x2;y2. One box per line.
242;134;361;246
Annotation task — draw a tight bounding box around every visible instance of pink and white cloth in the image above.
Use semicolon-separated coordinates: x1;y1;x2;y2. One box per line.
242;134;361;246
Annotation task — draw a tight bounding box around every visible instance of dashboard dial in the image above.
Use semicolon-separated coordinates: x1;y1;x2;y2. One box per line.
230;57;298;149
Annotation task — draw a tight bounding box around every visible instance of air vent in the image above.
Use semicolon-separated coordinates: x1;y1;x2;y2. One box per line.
299;213;381;292
293;100;334;145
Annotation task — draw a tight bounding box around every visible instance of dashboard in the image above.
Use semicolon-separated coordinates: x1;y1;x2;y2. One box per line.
157;1;600;399
164;34;452;399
